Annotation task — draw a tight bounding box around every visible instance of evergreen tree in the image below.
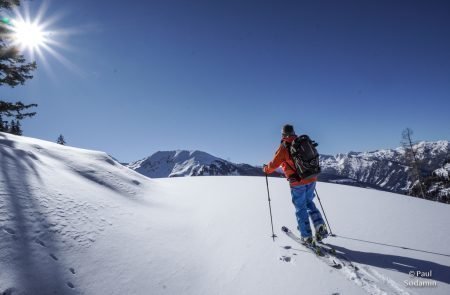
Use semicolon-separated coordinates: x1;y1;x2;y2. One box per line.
57;134;66;145
0;0;38;123
0;0;20;10
15;119;22;135
0;114;4;131
1;1;36;87
9;119;16;134
0;101;37;119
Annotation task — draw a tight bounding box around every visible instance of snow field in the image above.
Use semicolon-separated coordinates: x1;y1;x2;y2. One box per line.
1;133;449;295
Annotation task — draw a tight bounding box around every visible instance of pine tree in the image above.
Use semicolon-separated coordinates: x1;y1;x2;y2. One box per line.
9;120;16;134
0;101;37;119
0;1;36;88
15;119;22;135
57;134;66;145
0;114;4;132
0;0;20;10
0;0;38;124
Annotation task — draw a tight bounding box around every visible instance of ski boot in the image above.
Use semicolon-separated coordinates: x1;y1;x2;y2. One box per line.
301;236;315;247
301;236;323;256
315;224;329;242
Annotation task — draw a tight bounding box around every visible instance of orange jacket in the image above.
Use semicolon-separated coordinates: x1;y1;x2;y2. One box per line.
264;135;317;187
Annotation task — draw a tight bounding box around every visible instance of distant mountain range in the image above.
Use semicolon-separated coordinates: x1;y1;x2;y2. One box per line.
127;150;273;178
319;141;450;194
127;141;450;199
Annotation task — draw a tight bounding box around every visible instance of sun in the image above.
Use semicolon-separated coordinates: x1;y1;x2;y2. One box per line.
11;20;47;50
1;1;80;75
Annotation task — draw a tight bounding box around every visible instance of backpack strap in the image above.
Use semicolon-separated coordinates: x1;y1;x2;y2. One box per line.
282;140;301;182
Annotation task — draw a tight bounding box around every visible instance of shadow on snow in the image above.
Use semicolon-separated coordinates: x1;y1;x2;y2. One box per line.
328;243;450;285
0;133;69;294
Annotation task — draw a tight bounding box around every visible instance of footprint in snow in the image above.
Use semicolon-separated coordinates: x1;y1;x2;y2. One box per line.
279;256;292;262
35;238;46;247
69;268;76;274
49;254;58;261
67;282;75;289
3;227;16;235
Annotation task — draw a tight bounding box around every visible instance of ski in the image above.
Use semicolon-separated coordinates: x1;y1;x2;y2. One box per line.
281;226;342;269
316;240;359;271
316;240;337;254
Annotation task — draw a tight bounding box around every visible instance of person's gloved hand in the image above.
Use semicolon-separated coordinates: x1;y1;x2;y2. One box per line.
262;164;268;174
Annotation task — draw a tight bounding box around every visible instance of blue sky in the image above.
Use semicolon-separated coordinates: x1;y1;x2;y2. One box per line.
2;0;450;165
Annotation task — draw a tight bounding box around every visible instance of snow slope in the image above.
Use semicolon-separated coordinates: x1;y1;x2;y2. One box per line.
1;133;450;295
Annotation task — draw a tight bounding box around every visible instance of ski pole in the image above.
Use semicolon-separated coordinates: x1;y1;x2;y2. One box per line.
265;172;277;241
314;188;336;237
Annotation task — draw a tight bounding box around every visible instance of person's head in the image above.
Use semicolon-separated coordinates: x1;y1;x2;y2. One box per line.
282;124;295;137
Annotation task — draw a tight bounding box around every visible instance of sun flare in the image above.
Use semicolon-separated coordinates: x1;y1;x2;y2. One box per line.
0;1;80;75
12;20;47;50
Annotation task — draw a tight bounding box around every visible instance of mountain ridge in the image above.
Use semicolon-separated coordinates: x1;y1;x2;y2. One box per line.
127;141;450;200
320;140;450;194
127;149;272;178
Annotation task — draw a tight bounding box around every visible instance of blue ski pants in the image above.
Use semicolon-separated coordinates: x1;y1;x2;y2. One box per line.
290;182;324;238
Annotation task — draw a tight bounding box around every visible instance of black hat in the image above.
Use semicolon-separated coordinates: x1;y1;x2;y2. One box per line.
282;124;295;136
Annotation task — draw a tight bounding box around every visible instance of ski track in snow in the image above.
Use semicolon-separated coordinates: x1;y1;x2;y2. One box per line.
280;243;412;295
2;133;449;295
363;266;412;295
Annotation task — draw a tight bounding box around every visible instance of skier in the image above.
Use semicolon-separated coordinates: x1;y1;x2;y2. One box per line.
263;124;328;245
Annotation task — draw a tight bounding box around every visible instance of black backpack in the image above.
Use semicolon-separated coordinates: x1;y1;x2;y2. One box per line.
285;135;321;180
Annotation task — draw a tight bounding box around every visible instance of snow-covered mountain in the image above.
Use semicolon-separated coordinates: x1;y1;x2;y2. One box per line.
433;163;450;180
1;133;450;295
128;141;450;198
421;162;450;203
127;150;267;178
319;141;450;193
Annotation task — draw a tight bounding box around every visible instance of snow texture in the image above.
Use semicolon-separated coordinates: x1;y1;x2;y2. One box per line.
1;132;450;295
